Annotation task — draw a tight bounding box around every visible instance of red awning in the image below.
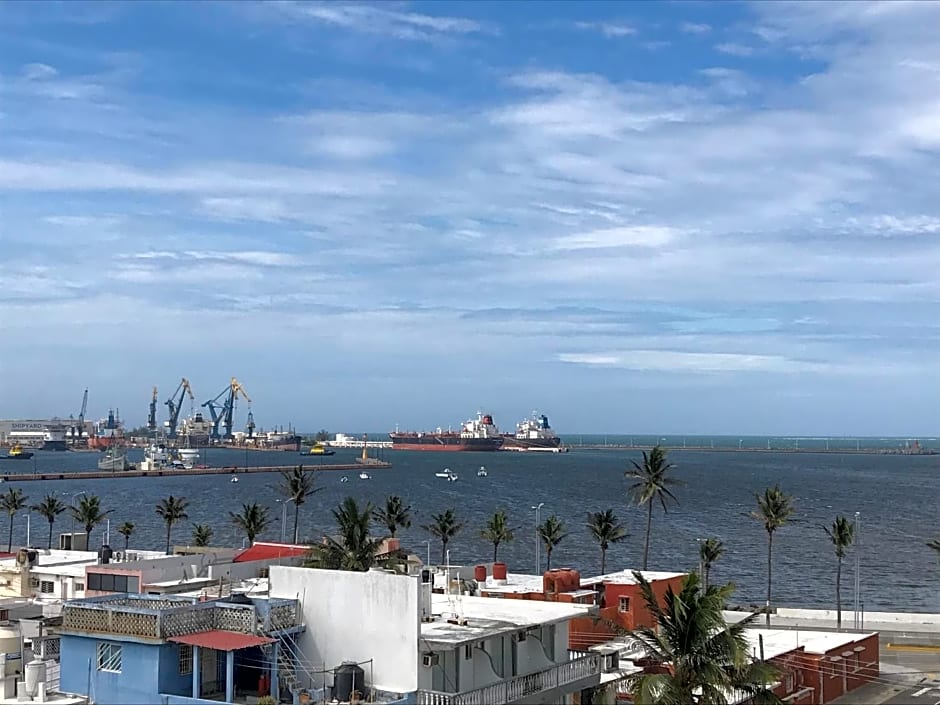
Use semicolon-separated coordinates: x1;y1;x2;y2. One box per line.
233;542;309;563
168;630;274;652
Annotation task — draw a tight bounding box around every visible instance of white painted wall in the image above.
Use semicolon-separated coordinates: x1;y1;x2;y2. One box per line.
776;608;940;626
270;566;420;694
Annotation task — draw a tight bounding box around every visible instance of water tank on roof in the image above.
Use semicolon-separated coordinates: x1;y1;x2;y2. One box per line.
333;662;365;703
99;544;113;565
474;565;487;582
25;658;46;697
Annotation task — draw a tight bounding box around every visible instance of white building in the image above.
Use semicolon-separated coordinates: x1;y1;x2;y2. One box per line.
269;566;606;704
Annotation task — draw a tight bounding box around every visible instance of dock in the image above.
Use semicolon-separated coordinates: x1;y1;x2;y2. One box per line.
0;461;392;483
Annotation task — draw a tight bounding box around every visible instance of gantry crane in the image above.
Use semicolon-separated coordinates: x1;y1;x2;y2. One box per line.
164;378;194;439
69;389;88;445
147;386;158;433
202;377;251;440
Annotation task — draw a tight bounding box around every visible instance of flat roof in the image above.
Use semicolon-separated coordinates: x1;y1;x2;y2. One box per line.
579;569;687;587
421;594;593;648
743;628;876;659
169;630;274;652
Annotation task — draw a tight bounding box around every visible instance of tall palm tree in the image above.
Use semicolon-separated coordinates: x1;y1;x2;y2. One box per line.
625;446;682;570
373;495;412;537
71;495;109;547
309;497;382;571
155;496;189;554
586;509;628;574
824;516;855;629
699;537;724;591
192;524;213;547
624;571;780;704
422;509;465;563
117;522;135;552
481;510;515;562
538;515;568;571
32;494;66;549
279;466;322;543
751;485;795;626
230;503;271;545
0;489;27;552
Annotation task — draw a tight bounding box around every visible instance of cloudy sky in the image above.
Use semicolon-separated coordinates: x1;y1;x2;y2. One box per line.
1;1;938;436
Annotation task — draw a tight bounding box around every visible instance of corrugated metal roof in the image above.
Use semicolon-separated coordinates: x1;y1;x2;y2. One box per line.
168;630;274;651
233;542;309;563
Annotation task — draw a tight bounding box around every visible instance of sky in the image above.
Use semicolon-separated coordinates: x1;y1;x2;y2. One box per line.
1;1;938;436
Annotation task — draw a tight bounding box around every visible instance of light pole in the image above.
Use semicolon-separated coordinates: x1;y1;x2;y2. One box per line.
531;503;544;574
26;512;30;548
853;511;861;628
277;498;295;543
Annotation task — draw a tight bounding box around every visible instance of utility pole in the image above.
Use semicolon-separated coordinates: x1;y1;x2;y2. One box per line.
853;511;861;629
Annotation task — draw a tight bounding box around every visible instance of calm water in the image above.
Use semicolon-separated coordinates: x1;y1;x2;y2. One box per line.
5;446;939;612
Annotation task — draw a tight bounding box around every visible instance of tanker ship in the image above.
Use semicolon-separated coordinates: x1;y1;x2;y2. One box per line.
389;412;504;452
500;413;565;452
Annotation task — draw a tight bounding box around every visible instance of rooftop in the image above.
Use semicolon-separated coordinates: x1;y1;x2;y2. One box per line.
579;569;687;587
233;541;309;563
478;568;685;595
421;593;594;648
742;628;877;659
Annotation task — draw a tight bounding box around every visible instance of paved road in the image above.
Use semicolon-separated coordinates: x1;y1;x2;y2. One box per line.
884;683;940;705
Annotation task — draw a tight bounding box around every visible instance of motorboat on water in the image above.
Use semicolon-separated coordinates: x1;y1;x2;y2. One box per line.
172;447;199;470
2;445;34;461
359;471;371;480
434;468;458;482
305;443;335;456
230;476;239;483
139;443;170;471
477;465;487;477
340;476;349;483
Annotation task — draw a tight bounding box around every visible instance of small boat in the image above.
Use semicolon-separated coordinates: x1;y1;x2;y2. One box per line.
98;446;133;472
340;476;349;483
359;471;371;480
2;445;34;461
230;476;239;483
477;465;487;477
434;468;452;479
305;444;336;456
447;472;458;482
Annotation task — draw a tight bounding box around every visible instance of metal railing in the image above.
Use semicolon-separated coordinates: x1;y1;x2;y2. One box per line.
417;653;601;705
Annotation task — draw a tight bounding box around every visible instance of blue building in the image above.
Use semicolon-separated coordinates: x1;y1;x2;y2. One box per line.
58;593;304;705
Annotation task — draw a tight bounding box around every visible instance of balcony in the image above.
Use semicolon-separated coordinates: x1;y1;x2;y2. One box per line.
417;653;601;705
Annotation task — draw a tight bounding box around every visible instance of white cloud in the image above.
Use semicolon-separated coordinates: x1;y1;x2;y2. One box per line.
557;350;830;374
21;63;58;81
715;42;756;57
552;225;680;251
680;22;711;35
574;21;636;38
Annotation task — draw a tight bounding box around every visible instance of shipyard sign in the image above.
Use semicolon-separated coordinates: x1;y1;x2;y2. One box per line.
11;423;46;431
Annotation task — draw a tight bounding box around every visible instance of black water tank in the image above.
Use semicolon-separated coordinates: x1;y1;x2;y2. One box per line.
333;662;364;703
99;544;113;565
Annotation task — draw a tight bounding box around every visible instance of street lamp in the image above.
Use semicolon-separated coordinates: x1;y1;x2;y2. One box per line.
853;511;861;628
276;498;296;543
531;503;545;574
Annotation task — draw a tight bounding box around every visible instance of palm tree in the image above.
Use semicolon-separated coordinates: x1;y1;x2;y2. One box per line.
624;571;780;704
481;510;515;562
279;466;322;544
230;503;271;545
824;516;855;629
32;494;66;549
751;485;795;626
373;495;412;537
309;497;382;571
538;515;568;571
0;489;27;552
699;537;724;591
192;524;213;547
625;446;681;570
117;522;135;552
586;509;627;574
422;509;465;563
70;495;110;547
155;496;189;554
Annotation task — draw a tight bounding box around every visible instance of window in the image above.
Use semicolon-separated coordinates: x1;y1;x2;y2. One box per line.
75;582;84;592
40;581;55;594
96;642;122;673
618;596;631;613
86;573;138;594
29;577;39;588
179;644;193;675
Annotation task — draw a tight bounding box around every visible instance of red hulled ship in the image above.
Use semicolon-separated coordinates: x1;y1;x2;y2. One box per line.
389;412;504;452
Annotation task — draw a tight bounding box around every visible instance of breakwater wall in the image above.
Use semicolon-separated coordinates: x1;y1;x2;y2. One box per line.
569;445;935;456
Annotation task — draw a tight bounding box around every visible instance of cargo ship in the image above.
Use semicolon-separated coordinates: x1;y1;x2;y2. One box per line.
41;424;69;451
389;412;504;452
500;413;566;452
87;410;124;450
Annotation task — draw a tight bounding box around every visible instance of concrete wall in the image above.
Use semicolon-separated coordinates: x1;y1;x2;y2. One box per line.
777;608;940;626
60;635;161;705
157;643;193;699
270;566;420;694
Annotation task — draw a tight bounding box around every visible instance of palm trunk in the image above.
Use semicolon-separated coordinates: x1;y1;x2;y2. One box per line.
546;547;552;571
766;530;774;626
600;546;606;574
642;501;653;571
835;554;842;629
7;514;13;552
166;524;172;554
48;521;54;550
441;539;447;564
124;535;130;552
704;565;710;591
293;503;300;544
493;543;498;562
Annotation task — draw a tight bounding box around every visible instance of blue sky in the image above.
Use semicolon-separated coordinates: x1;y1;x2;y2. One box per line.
1;1;938;436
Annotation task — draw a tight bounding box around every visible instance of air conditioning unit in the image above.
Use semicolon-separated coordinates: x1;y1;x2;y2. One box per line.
422;653;439;667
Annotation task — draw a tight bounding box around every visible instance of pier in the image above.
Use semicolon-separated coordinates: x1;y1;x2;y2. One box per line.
569;444;936;456
0;461;391;483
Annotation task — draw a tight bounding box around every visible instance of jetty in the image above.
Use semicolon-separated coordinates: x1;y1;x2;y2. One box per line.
0;461;391;483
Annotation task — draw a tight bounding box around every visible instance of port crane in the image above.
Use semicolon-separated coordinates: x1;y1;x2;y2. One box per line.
69;389;88;445
147;386;158;433
202;377;251;440
164;378;194;439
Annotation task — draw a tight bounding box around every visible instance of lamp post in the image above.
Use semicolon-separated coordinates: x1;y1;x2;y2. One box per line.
531;503;544;574
853;511;861;628
277;498;295;544
26;513;30;548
